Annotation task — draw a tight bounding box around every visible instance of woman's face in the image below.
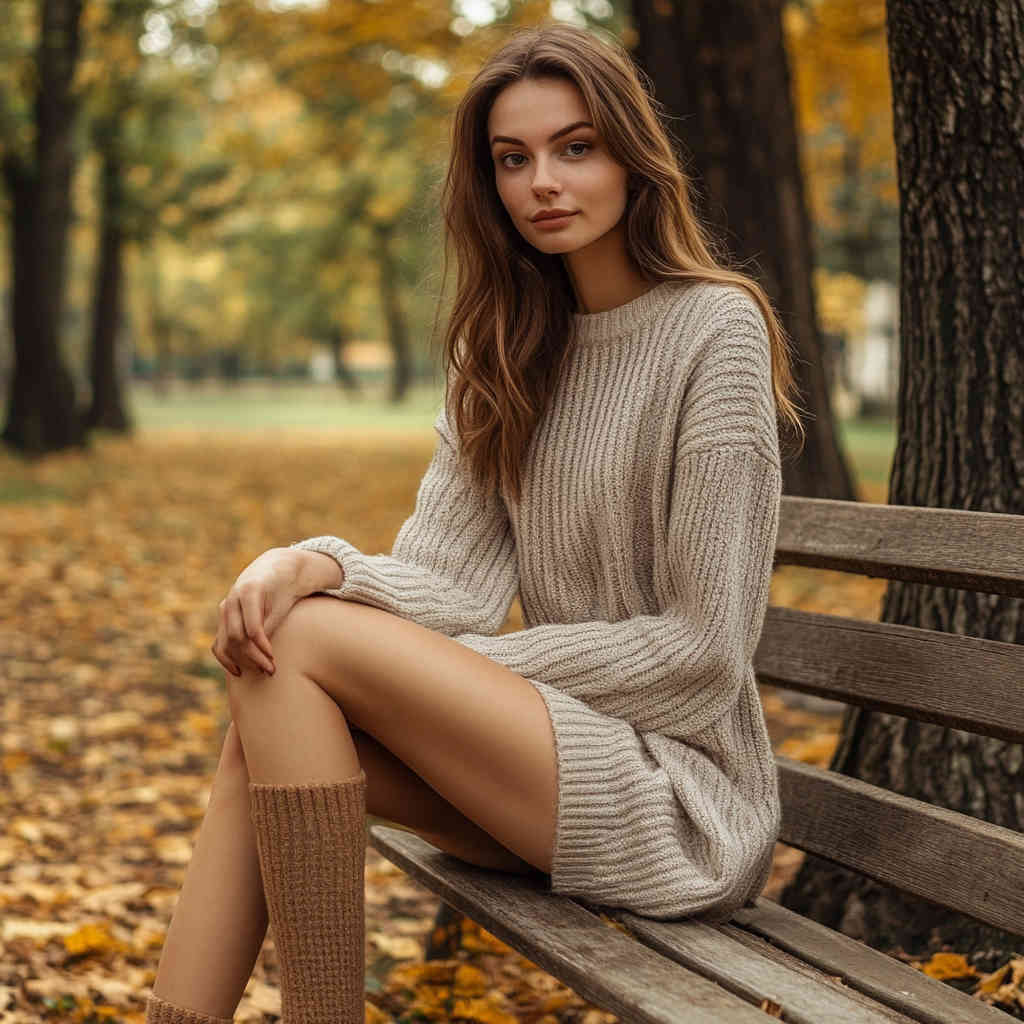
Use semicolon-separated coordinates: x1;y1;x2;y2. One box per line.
487;76;630;255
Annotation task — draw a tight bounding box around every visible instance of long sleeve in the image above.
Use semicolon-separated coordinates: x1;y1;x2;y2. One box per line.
290;406;519;637
452;302;781;738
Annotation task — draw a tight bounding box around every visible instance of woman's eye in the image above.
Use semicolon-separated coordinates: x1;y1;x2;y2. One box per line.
500;141;590;169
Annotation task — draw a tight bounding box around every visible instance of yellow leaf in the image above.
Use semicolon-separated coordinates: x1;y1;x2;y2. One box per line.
460;923;513;955
921;952;976;980
64;921;120;956
542;993;574;1012
184;710;217;738
387;960;456;989
365;1003;392;1024
976;962;1010;994
2;750;30;774
449;995;518;1023
452;963;488;995
777;733;839;766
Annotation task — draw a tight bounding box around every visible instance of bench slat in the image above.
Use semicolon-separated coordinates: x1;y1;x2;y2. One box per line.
604;910;918;1023
777;755;1024;936
368;825;772;1023
730;898;1009;1024
756;606;1024;744
776;497;1024;595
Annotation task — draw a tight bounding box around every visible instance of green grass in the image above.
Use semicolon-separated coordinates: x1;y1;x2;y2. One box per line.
126;380;446;433
2;380;897;504
0;479;69;503
127;383;897;487
837;415;897;487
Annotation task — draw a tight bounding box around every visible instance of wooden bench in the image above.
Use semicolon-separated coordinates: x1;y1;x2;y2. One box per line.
369;496;1024;1023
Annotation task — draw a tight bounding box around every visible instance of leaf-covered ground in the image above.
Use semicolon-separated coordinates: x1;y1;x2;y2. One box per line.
2;432;1020;1021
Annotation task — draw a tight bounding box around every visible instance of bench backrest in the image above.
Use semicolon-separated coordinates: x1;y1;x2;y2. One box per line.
756;496;1024;937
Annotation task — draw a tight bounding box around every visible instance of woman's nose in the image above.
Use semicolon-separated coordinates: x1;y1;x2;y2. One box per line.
531;161;560;194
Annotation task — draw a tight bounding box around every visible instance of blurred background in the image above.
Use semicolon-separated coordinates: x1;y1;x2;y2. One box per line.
0;1;907;1019
0;0;896;450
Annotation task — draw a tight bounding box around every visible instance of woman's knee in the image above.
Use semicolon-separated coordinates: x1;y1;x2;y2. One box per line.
212;719;249;789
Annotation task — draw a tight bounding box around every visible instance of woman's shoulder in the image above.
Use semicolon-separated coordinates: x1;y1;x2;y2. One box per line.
661;279;766;332
654;280;770;378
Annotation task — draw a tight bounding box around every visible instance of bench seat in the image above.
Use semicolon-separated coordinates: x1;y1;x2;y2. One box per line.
369;825;1009;1023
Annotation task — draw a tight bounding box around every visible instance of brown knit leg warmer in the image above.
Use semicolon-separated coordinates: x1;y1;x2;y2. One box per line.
145;993;233;1024
247;769;367;1024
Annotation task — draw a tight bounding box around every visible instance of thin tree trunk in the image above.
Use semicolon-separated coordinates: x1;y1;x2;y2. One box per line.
2;0;86;453
373;222;412;404
778;0;1024;959
329;325;362;396
85;146;133;432
629;0;856;499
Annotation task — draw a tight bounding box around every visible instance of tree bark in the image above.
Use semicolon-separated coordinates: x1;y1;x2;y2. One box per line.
85;145;133;432
628;0;856;499
1;0;86;453
778;0;1024;959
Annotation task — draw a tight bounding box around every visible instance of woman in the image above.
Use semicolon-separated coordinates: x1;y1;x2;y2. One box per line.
146;20;805;1024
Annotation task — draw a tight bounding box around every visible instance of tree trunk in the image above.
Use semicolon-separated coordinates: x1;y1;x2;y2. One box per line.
373;222;412;404
85;146;133;432
328;325;362;396
778;0;1024;960
1;0;86;454
628;0;856;499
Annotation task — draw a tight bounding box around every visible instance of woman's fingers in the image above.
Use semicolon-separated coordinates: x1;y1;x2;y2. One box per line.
212;624;241;676
219;651;241;676
224;594;273;675
213;600;242;675
222;597;270;675
237;593;274;671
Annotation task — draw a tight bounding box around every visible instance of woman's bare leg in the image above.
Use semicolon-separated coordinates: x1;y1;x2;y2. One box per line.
226;597;557;877
148;706;535;1021
150;721;268;1020
224;592;558;1023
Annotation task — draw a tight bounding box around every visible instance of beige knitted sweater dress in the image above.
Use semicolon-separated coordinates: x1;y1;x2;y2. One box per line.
292;279;783;922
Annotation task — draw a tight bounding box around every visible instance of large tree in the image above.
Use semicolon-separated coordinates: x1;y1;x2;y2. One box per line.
1;0;87;453
628;0;856;499
779;0;1024;958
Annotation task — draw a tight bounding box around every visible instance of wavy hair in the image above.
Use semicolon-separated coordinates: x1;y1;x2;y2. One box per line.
430;21;806;505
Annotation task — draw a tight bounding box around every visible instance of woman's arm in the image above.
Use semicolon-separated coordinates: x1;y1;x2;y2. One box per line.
289;405;520;638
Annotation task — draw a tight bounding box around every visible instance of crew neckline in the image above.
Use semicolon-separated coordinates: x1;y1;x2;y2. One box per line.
571;279;682;346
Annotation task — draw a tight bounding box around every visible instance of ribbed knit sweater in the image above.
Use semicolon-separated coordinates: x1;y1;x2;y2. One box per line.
292;279;783;922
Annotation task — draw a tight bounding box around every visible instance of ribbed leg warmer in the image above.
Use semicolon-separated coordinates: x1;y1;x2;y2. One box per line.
144;993;233;1024
247;769;368;1024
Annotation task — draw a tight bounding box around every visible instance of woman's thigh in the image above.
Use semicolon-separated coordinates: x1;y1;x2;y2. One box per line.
240;595;559;877
218;718;537;876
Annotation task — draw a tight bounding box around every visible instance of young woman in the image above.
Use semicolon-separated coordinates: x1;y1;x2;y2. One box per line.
146;21;805;1024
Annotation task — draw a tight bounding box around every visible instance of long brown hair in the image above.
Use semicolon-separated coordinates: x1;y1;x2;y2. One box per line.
430;21;806;505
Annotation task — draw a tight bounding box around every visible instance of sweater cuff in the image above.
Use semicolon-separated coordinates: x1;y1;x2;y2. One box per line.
290;536;362;600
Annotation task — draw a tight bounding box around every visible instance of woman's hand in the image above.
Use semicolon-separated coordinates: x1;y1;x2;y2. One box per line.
212;547;319;677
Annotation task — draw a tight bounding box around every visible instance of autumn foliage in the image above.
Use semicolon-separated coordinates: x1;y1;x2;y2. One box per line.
3;435;1020;1018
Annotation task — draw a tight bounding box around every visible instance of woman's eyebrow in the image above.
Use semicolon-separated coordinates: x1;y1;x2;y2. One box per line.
490;120;594;147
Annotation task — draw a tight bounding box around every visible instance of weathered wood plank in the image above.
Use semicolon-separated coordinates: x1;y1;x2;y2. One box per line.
755;606;1024;743
776;756;1024;936
368;825;772;1023
776;497;1024;595
730;898;1010;1024
606;910;918;1023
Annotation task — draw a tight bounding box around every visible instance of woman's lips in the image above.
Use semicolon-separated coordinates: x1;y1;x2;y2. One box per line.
532;211;578;229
